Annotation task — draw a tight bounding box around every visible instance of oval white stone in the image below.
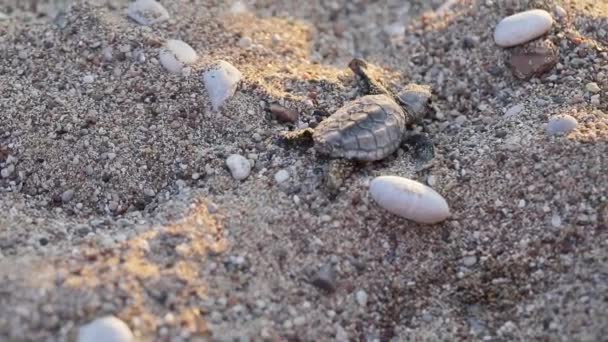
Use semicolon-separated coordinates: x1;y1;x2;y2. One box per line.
494;9;553;47
127;0;170;26
77;316;134;342
369;176;450;224
226;154;251;180
159;39;198;73
202;60;242;111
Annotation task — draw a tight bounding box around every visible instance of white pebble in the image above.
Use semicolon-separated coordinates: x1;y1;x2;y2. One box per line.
383;22;405;38
230;1;248;14
1;168;11;178
462;256;477;267
586;82;601;93
127;0;170;26
546;115;578;136
0;12;9;21
274;169;290;183
551;214;562;228
77;316;133;342
226;154;251;180
202;60;242;111
159;39;198;74
271;34;282;45
494;9;553;47
369;176;450;224
355;290;368;307
82;75;95;84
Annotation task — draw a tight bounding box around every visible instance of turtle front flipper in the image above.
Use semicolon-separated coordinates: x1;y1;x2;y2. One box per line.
402;132;435;166
278;128;315;150
348;58;391;96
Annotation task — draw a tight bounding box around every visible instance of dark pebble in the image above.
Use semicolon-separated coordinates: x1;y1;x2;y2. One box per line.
508;39;559;80
495;129;508;138
269;104;299;123
310;263;337;292
462;36;479;49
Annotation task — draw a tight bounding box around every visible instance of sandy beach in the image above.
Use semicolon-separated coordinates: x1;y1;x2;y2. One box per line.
0;0;607;340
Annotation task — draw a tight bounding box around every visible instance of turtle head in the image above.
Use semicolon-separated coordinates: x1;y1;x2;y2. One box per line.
396;83;433;122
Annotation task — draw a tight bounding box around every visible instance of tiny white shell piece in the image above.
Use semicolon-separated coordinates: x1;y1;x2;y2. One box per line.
202;60;242;111
77;316;134;342
159;39;198;73
127;0;170;26
369;176;450;224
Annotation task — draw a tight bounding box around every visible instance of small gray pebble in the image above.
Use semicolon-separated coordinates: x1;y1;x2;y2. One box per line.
355;290;368;307
61;189;75;203
546;115;578;136
0;168;11;178
274;169;290;183
207;202;219;213
462;256;478;267
226;154;251;180
311;263;336;292
108;201;119;211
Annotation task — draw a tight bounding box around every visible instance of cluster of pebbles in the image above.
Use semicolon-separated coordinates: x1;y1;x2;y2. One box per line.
492;7;603;136
0;0;607;341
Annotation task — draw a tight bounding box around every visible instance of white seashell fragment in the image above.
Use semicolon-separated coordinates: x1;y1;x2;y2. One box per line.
202;60;242;111
77;316;134;342
369;176;450;224
159;39;198;73
127;0;170;26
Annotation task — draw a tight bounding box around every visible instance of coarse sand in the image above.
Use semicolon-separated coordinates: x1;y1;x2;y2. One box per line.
0;0;607;340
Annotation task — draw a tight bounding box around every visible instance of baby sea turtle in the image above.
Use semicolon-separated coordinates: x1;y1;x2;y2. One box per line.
281;58;434;192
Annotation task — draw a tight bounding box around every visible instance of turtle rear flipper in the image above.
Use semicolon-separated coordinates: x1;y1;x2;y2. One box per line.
402;132;435;165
